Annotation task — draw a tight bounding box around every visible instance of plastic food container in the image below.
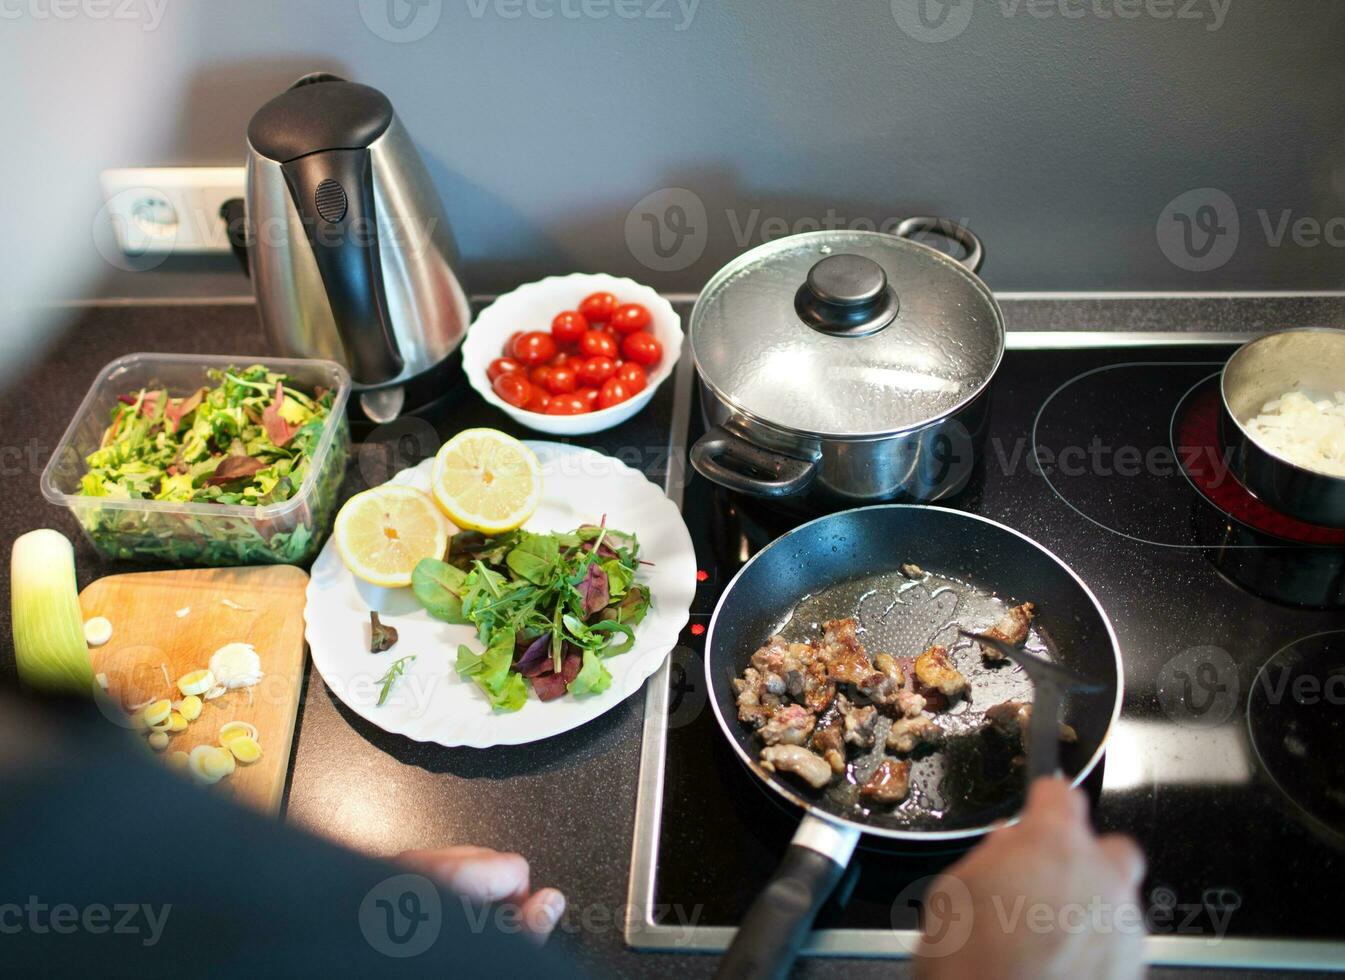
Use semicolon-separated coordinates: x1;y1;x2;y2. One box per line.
41;353;351;567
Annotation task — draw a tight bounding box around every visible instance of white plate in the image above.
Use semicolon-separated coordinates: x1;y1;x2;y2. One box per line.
305;442;696;747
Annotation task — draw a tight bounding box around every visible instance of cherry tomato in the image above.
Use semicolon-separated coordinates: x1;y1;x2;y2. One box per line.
524;386;551;413
621;331;662;367
552;350;573;366
551;310;588;346
578;386;599;408
492;372;533;409
545;393;591;415
528;364;552;388
505;331;524;356
577;355;616;387
579;291;619;324
545;364;578;395
487;357;523;382
597;377;635;410
615;361;647;393
511;330;557;366
579;330;619;359
610;302;652;334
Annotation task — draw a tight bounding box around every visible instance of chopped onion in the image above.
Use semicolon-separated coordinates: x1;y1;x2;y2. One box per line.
208;643;263;689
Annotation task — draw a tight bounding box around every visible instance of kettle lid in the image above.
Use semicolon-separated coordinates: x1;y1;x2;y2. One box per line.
247;75;394;163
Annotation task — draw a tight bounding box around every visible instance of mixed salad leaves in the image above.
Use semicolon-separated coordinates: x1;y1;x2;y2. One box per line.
76;365;342;565
411;522;651;712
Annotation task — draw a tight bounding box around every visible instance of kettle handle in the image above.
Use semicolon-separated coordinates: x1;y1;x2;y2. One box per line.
281;148;405;386
219;198;249;277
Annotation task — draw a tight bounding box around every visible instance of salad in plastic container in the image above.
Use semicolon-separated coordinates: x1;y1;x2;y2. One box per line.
41;353;350;567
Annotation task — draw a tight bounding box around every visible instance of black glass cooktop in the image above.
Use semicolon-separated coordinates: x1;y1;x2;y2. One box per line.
645;345;1345;953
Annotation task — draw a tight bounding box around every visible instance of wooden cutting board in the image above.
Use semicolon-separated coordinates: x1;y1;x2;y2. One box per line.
79;565;309;815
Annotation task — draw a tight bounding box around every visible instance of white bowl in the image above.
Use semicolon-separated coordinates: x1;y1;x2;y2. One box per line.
463;273;683;435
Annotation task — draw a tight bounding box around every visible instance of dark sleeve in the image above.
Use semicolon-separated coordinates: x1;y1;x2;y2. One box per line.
0;696;592;979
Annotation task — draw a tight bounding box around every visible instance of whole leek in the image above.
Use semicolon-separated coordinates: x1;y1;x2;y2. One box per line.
11;529;95;696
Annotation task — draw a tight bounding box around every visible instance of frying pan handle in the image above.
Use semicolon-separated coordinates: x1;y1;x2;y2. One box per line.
895;216;985;273
691;426;817;498
715;816;860;980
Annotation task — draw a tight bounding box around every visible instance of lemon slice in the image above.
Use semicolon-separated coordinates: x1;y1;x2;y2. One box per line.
334;485;452;588
431;429;542;534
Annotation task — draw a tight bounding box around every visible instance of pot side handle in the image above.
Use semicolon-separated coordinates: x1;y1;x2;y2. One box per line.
714;816;861;980
896;216;985;274
690;426;817;497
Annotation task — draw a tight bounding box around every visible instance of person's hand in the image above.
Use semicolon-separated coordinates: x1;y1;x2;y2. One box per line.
914;777;1146;980
396;845;566;944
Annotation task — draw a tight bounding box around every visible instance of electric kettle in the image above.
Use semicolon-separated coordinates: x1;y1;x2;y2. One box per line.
235;74;470;421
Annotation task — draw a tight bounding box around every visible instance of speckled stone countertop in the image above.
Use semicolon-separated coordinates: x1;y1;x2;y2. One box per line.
1;296;1336;980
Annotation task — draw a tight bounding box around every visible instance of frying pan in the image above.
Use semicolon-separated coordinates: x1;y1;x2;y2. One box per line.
704;505;1122;980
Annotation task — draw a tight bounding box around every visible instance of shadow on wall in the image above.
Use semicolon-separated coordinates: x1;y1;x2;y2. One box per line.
453;161;979;296
178;57;352;163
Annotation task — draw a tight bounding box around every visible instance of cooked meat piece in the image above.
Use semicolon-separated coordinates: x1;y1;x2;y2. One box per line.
895;689;927;719
760;744;834;789
899;562;925;580
836;694;878;748
914;644;969;701
854;651;903;708
860;759;912;804
983;700;1078;745
978;602;1036;663
732;667;784;728
749;634;834;715
810;709;847;774
820;618;873;685
758;703;816;746
800;657;836;715
887;714;944;754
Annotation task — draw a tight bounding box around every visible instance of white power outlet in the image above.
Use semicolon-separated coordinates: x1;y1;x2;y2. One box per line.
99;167;245;255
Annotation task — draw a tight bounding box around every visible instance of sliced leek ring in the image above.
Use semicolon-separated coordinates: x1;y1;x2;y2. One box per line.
148;719;174;733
177;669;216;697
178;695;203;721
188;745;234;785
147;731;170;752
167;711;188;733
204;684;227;700
83;616;113;647
227;736;263;765
218;721;258;746
143;699;172;727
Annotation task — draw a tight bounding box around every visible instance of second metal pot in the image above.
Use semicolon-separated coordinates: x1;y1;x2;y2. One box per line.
689;218;1004;504
1220;327;1345;528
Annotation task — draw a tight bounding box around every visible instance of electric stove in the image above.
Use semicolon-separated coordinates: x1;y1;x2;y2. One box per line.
626;335;1345;969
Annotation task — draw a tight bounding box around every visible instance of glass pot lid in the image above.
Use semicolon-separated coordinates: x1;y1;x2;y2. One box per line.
690;229;1004;439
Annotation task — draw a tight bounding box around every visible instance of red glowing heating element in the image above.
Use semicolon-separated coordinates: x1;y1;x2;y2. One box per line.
695;569;709;582
690;624;706;636
1178;387;1345;545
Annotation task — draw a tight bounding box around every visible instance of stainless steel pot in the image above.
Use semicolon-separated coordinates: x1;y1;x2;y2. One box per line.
689;218;1004;504
1221;327;1345;528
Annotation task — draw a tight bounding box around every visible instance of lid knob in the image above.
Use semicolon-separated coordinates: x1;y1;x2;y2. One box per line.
795;253;899;337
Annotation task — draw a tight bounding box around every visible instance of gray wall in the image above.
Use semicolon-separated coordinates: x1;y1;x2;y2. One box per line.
43;1;1345;295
